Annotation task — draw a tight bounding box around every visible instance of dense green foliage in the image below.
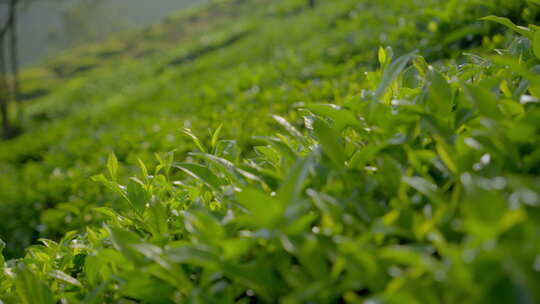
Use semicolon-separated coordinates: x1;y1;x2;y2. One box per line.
2;0;540;302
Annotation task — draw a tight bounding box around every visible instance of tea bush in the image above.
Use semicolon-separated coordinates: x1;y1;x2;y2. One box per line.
3;0;533;258
1;0;540;302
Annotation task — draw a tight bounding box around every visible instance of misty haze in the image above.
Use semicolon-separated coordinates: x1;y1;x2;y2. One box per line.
3;0;206;66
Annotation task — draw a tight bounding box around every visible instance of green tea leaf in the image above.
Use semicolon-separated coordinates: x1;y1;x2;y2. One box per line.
126;178;148;213
299;103;361;132
211;124;223;150
183;210;224;244
533;30;540;60
374;52;414;102
137;157;149;180
349;144;381;169
481;16;533;39
434;135;459;174
463;84;502;119
272;115;305;144
183;128;207;153
15;264;55;304
165;245;219;266
48;270;82;287
403;176;443;203
277;154;313;206
107;152;118;181
378;46;387;66
174;162;223;190
313;118;346;168
190;152;240;182
236;187;281;226
147;199;169;238
425;68;453;118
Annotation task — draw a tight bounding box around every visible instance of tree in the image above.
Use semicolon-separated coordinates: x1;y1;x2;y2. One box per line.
0;0;127;138
8;0;21;122
0;0;21;138
308;0;315;8
0;38;9;137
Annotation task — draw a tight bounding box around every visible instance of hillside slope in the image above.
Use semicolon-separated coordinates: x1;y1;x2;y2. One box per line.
0;0;532;257
1;0;448;257
1;0;540;302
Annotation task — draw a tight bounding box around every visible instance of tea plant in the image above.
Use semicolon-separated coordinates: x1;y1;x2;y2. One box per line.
1;13;540;302
1;0;535;258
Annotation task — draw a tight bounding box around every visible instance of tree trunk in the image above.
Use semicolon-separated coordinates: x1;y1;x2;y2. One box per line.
0;0;18;138
8;0;21;123
0;37;11;138
308;0;315;8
